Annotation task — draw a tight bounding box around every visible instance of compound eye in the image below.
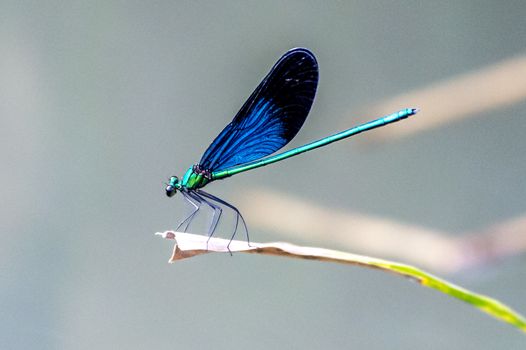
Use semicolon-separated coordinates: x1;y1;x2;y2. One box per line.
166;185;176;197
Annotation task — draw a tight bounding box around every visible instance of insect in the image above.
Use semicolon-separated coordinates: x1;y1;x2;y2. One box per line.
166;48;417;249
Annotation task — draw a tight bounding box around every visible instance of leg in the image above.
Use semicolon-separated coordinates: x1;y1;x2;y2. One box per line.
197;189;250;250
176;191;201;232
187;191;222;238
188;191;224;252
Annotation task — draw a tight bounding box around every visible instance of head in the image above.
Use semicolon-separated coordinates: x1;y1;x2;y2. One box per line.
165;176;179;197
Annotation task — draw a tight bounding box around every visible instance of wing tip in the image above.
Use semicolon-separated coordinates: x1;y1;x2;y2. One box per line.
283;47;317;65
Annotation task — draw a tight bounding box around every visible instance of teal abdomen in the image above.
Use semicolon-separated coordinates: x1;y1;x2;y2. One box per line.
181;166;210;190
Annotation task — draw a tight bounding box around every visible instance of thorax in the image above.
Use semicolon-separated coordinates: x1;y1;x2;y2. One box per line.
181;165;211;190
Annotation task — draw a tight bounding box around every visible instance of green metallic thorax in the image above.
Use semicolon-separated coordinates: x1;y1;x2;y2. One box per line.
180;167;210;190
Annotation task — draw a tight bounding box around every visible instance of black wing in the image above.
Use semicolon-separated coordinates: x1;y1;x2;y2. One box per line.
199;48;318;172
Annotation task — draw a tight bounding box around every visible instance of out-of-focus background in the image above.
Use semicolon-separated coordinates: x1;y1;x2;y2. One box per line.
2;1;526;349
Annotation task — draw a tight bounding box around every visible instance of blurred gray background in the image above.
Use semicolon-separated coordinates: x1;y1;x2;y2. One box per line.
2;1;526;349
